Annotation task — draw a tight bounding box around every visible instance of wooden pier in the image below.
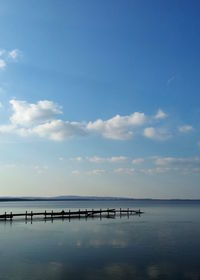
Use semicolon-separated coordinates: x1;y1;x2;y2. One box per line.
0;208;143;222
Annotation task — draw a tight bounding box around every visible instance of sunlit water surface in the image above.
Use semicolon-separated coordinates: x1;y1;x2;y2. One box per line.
0;200;199;280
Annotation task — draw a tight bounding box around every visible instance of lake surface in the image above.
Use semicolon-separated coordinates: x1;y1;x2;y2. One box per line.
0;200;199;280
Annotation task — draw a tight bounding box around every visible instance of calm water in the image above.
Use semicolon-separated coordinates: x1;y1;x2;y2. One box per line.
0;200;200;280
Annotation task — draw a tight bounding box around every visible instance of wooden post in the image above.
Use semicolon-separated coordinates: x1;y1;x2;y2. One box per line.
69;210;70;221
120;208;121;218
31;211;33;220
44;210;47;220
85;209;87;219
4;212;6;221
100;209;102;220
10;212;13;221
127;208;129;219
79;209;80;219
51;210;53;223
25;211;27;221
107;208;109;218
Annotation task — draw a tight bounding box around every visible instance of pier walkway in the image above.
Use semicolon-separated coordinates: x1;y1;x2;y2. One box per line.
0;208;143;222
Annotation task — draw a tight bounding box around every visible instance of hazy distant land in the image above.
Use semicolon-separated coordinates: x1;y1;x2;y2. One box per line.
0;196;199;202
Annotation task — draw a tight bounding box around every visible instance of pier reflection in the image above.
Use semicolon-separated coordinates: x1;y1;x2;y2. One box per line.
0;201;200;279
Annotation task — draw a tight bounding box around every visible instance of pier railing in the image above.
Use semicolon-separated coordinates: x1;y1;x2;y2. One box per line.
0;208;143;222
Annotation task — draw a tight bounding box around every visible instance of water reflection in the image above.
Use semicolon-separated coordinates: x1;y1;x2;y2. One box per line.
0;201;200;279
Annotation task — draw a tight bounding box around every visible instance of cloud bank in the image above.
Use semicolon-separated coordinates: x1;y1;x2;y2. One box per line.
0;99;178;142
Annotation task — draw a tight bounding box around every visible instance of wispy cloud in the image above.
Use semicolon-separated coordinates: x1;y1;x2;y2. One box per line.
150;156;200;174
132;158;144;165
154;109;167;120
71;170;80;175
167;75;175;85
34;165;48;174
8;49;21;60
178;125;194;133
140;167;171;175
153;156;200;168
0;59;6;70
88;169;105;175
87;156;127;163
144;127;171;141
0;48;21;70
114;168;135;175
71;157;83;162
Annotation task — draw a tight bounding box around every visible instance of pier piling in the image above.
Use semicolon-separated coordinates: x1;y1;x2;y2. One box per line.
0;208;143;222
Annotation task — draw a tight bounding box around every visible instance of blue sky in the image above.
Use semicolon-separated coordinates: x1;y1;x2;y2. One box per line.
0;0;200;198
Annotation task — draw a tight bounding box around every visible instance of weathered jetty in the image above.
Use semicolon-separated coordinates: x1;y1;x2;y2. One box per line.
0;208;143;222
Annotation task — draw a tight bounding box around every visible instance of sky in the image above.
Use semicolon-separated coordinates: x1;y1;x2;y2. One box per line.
0;0;200;198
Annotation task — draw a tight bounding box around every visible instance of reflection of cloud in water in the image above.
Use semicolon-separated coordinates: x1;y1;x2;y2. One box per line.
146;262;199;279
0;260;64;280
75;238;128;248
76;240;82;247
88;263;137;280
104;263;136;278
147;262;176;278
89;239;128;248
147;265;160;279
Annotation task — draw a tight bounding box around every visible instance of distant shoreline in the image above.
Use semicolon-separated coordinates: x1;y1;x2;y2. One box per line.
0;196;200;202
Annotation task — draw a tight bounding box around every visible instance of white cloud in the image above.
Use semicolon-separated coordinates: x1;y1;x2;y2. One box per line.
87;112;146;140
87;156;127;163
88;169;105;175
72;170;80;175
0;124;16;134
34;165;48;174
71;156;83;162
8;49;20;60
87;156;105;163
0;59;6;70
0;99;174;142
132;158;144;165
144;127;171;141
31;120;87;141
10;99;62;126
114;168;135;175
132;156;200;175
0;48;21;69
109;156;127;163
154;156;200;167
178;125;194;133
141;167;171;175
154;109;167;120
